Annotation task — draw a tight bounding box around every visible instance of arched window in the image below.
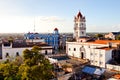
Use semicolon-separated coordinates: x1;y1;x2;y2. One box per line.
45;50;48;55
5;53;9;58
74;48;76;51
16;52;19;56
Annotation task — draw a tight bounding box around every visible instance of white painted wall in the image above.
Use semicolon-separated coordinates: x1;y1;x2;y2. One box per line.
2;44;53;61
66;42;113;68
105;50;112;63
89;49;106;67
26;39;45;43
106;64;120;71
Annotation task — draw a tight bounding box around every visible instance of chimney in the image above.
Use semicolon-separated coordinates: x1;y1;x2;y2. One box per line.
108;42;112;48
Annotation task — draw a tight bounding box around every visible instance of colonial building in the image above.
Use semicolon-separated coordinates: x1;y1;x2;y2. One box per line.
1;41;53;61
24;28;60;50
66;11;120;68
66;40;120;68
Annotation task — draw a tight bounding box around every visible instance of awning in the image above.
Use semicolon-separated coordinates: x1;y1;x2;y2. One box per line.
82;66;105;75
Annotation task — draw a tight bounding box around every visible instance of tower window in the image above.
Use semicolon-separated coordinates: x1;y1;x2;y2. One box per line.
90;53;93;56
82;31;84;34
69;48;71;51
76;23;78;26
74;48;76;51
100;54;102;57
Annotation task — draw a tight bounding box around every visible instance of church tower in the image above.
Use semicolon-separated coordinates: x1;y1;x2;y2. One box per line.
74;11;86;39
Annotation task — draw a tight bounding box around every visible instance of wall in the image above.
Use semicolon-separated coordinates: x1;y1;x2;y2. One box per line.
106;64;120;71
105;50;112;63
89;49;106;68
26;39;45;43
2;45;53;61
66;42;113;68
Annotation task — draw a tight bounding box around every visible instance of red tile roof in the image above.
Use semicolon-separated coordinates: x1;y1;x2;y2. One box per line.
87;40;120;44
114;74;120;79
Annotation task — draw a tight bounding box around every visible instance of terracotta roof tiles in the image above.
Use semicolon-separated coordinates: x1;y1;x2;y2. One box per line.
86;40;120;44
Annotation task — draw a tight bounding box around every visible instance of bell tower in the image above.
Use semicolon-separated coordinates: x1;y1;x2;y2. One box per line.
74;11;86;39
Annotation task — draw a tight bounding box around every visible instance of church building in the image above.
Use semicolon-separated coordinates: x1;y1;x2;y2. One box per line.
24;28;60;50
66;11;120;68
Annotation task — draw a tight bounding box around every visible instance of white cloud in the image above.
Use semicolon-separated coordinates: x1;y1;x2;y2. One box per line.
112;24;120;31
38;16;65;22
0;16;34;33
0;16;71;33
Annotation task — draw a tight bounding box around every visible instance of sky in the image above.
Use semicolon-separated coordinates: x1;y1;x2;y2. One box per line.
0;0;120;33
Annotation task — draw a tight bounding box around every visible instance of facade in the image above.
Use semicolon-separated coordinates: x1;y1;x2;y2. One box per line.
1;42;53;61
66;40;120;68
66;11;120;68
24;28;60;50
74;11;86;39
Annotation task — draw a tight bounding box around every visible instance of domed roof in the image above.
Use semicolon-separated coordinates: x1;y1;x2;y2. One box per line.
54;28;58;31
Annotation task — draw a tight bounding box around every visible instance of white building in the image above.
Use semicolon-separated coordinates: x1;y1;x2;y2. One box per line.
66;11;120;68
66;40;120;68
25;39;45;43
1;42;53;61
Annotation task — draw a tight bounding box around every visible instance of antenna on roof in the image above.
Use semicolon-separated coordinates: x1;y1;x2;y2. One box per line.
34;17;36;33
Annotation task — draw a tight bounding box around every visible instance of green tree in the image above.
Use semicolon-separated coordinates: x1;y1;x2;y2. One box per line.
18;46;54;80
116;35;120;40
0;62;20;80
95;34;104;39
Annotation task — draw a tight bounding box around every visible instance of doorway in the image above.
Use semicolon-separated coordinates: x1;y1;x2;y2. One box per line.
45;50;48;55
81;52;84;59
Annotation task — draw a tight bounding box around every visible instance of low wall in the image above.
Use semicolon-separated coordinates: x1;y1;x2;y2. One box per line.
106;64;120;71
